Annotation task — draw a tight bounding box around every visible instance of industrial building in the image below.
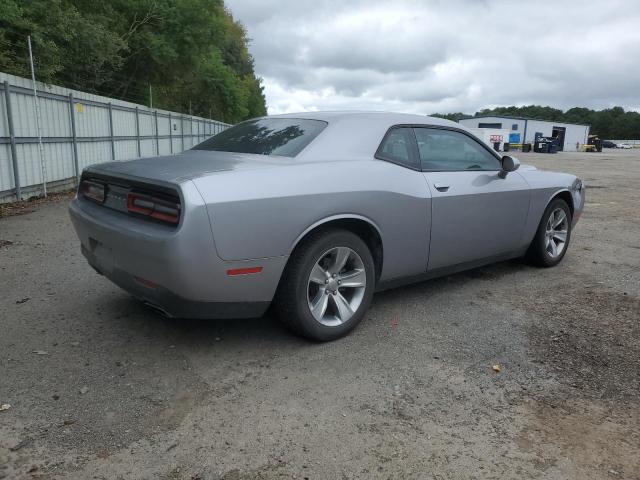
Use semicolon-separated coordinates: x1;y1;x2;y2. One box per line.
459;115;590;152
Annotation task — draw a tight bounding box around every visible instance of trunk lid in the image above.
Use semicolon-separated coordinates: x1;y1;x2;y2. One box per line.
85;150;287;184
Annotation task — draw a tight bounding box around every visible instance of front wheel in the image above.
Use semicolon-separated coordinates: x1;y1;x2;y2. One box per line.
274;229;375;341
527;198;572;267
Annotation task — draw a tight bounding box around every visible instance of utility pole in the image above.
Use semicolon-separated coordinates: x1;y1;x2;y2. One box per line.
149;84;153;108
28;35;47;197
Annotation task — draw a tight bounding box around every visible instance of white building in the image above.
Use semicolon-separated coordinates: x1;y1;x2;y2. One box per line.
467;127;511;151
459;116;590;152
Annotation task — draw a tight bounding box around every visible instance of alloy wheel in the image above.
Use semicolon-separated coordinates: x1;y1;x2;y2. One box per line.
545;208;569;258
307;246;367;326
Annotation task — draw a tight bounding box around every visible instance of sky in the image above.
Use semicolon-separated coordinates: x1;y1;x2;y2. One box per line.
225;0;640;115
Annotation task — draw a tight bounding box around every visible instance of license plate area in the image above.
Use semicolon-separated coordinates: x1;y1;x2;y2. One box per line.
103;184;130;213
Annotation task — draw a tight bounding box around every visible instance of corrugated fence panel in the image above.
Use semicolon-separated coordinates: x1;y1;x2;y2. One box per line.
158;115;170;136
114;139;138;160
0;91;9;137
16;143;43;187
0;71;229;202
139;111;154;137
171;138;181;154
112;108;135;137
75;103;110;138
40;95;71;137
0;145;13;192
159;138;171;155
172;116;183;136
141;139;155;157
77;141;113;170
44;142;74;182
11;91;38;137
0;91;13;192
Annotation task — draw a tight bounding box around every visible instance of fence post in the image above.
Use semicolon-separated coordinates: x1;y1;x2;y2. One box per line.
181;115;185;151
3;81;21;201
154;110;159;155
107;103;115;160
135;107;141;157
68;93;80;183
168;113;173;153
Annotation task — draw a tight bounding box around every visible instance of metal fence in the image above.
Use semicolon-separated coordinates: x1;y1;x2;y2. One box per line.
0;72;230;203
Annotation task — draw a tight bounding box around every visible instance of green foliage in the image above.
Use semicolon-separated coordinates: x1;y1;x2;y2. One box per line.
0;0;266;122
432;105;640;139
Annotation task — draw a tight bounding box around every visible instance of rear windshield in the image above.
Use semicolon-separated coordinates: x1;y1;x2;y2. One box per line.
192;118;327;157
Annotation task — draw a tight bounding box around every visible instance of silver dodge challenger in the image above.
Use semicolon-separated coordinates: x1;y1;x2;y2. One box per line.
69;112;584;341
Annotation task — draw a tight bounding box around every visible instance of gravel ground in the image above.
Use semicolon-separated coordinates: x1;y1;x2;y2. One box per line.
1;150;639;480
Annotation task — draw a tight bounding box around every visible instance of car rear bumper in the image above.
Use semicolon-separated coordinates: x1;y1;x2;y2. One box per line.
81;244;270;318
68;181;286;319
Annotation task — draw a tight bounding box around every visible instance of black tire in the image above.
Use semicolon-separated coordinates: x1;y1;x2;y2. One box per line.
274;228;375;341
527;198;572;267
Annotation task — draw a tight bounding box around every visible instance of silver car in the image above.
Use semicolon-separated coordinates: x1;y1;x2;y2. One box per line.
69;112;584;341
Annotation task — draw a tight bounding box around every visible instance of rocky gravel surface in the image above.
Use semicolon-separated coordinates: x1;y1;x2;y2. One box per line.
1;150;638;479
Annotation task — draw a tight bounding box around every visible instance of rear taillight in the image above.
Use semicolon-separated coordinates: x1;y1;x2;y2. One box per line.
80;180;105;204
127;192;181;224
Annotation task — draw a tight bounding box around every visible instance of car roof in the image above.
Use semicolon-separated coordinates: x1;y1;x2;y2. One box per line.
269;110;457;128
259;111;466;160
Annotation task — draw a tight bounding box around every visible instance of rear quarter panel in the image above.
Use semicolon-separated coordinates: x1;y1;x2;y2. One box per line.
193;159;431;281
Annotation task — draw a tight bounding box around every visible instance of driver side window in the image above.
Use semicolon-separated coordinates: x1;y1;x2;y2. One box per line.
414;128;501;171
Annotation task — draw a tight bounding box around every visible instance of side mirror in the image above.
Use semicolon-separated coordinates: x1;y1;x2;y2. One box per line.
499;155;520;178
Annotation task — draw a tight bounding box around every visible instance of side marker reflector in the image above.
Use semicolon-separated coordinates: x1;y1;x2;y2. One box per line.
226;267;263;276
134;276;158;289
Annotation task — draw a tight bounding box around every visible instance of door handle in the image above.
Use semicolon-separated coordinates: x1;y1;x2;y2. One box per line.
434;183;449;192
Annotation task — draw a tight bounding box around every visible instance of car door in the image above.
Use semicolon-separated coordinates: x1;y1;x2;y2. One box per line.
414;127;530;271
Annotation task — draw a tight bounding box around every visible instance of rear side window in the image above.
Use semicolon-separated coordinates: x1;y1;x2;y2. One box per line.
192;118;327;157
376;127;418;169
414;128;501;171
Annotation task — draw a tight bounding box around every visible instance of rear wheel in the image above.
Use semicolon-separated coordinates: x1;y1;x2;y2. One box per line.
275;229;375;341
527;198;572;267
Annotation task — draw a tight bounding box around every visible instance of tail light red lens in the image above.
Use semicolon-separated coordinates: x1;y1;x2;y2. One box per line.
127;192;180;224
80;180;105;204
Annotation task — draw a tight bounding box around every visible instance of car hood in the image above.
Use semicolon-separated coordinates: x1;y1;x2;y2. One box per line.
85;150;288;184
518;163;538;172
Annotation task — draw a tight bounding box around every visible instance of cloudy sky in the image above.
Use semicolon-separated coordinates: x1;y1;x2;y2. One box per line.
225;0;640;115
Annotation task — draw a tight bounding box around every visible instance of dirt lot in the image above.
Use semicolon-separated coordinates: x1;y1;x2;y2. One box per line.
1;150;639;479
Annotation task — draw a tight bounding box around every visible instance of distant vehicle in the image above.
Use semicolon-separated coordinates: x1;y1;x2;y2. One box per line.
602;140;617;148
69;112;585;341
616;143;633;149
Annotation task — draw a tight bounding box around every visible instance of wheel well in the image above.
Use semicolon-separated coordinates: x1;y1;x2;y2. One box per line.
294;219;384;281
552;190;574;216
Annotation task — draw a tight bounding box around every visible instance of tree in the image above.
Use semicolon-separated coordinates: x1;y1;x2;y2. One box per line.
431;112;473;122
0;0;267;122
